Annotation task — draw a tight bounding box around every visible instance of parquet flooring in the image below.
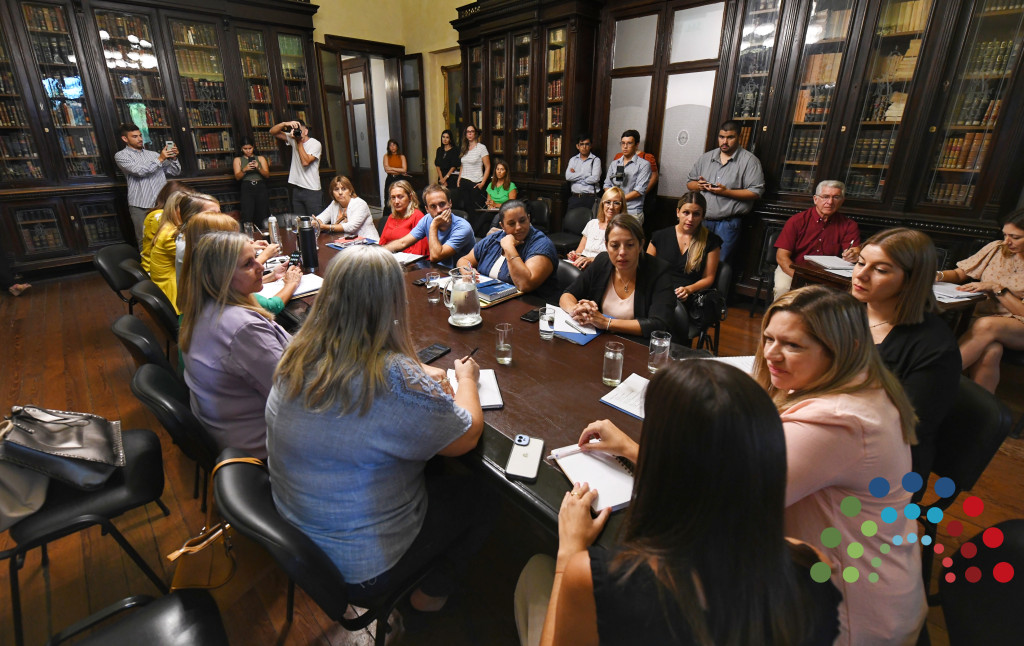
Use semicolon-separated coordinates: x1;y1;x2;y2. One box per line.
0;272;1020;645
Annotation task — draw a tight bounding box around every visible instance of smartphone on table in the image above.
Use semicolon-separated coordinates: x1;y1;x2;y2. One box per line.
505;434;544;483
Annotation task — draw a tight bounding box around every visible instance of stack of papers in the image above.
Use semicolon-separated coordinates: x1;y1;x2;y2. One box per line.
933;282;986;303
599;373;649;420
448;369;503;409
393;252;425;265
553;307;599;345
804;255;855;277
258;273;323;299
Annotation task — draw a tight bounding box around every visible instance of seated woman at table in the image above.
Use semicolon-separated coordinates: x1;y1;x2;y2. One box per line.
485;159;517;209
567;187;623;270
560;214;674;338
457;200;559;299
647;191;721;301
315;175;378;240
267;244;491;615
179;231;291;459
179;212;302;316
378;179;429;256
851;228;960;481
516;360;840;646
141;180;190;272
938;209;1024;393
150;190;218;313
754;285;925;644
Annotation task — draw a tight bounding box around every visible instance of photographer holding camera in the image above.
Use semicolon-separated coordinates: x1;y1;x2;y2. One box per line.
271;118;322;217
603;129;651;225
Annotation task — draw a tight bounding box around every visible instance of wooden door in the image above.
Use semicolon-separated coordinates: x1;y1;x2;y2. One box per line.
342;57;379;205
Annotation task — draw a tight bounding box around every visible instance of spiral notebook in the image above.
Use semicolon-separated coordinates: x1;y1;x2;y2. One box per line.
550;445;635;512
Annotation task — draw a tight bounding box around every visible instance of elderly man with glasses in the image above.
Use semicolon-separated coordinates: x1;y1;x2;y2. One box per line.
772;179;861;301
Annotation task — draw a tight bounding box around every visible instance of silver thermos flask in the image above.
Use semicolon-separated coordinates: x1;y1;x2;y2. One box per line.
267;215;280;245
297;216;318;271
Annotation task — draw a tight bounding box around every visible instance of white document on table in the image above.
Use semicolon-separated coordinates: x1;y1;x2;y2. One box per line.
805;255;855;270
393;252;425;265
827;268;854;278
694;355;756;375
933;282;986;302
258;272;323;299
553;306;597;335
599;373;649;420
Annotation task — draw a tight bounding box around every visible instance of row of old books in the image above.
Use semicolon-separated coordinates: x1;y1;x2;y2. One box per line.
547;46;565;74
793;86;834;122
810;8;852;40
966;39;1022;75
547;78;564;101
546;105;562;129
187;106;230;127
954;93;1001;126
928;182;974;205
870;39;921;82
96;13;152;41
851;135;895;166
936;132;990;169
786;134;822;162
545;134;562;156
877;0;929;34
801;52;842;85
22;4;67;32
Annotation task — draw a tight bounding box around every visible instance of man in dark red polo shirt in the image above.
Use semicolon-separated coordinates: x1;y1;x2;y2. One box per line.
773;180;860;301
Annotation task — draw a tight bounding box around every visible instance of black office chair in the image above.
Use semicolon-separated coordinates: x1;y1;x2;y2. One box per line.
937;519;1024;644
130;280;180;357
94;244;142;314
527;199;550;233
131;364;219;512
548;207;593;256
1;428;170;646
213;449;433;646
918;376;1013;594
1004;349;1024;438
750;227;783;317
46;590;227;646
554;259;581;295
119;257;151;286
112;314;177;378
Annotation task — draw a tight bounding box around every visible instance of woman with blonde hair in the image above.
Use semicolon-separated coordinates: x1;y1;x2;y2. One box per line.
754;285;926;644
378;179;428;255
149;191;217;313
315;175;377;240
267;245;491;618
567;187;624;269
851;227;960;480
140;180;190;272
179;231;290;459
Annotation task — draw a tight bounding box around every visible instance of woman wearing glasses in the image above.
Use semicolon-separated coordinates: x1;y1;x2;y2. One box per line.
457;124;490;211
567;187;624;270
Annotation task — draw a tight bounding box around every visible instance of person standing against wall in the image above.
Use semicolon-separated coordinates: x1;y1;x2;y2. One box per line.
114;122;181;247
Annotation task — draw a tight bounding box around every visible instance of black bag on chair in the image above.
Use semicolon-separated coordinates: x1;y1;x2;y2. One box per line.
684;289;728;331
0;405;125;490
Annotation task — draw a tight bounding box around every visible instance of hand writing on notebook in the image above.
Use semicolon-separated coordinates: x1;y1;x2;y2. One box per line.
557;482;611;567
578;420;640;464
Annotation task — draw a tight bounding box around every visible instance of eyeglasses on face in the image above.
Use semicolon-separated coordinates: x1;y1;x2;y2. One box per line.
603;200;623;207
815;194;843;202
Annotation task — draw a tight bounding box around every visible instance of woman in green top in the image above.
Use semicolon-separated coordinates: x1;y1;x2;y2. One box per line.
485;159;518;208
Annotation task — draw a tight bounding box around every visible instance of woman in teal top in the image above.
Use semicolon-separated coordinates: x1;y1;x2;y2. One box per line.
485;159;518;208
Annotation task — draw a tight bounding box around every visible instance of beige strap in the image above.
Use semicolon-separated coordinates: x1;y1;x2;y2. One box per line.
210;456;264;482
167;524;227;561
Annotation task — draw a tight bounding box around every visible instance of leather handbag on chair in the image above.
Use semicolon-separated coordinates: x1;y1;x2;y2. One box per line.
0;405;125;490
684;289;728;331
167;456;277;607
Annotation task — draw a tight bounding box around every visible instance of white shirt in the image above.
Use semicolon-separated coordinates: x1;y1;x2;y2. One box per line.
287;136;322;191
580;219;606;258
316;196;378;240
460;143;489;183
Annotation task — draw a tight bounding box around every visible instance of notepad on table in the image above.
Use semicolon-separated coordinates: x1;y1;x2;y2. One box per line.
693;355;756;375
259;273;323;299
550;444;635;512
933;282;986;303
553;307;600;345
599;373;649;420
476;278;521;303
448;369;503;409
804;255;854;270
393;251;425;265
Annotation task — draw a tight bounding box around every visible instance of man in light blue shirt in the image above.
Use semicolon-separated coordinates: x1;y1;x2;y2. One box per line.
565;134;602;211
603;129;651;224
114;122;180;247
384;184;474;267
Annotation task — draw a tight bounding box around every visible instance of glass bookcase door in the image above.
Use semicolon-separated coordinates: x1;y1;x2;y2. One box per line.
779;0;855;193
490;38;506;157
93;10;171;150
21;2;103;179
11;202;69;256
237;28;278;166
278;34;309;128
75;197;122;248
512;32;532;174
0;27;43;181
543;25;566;175
468;44;483;131
841;0;934;200
170;19;234;172
921;1;1024;208
729;0;782;154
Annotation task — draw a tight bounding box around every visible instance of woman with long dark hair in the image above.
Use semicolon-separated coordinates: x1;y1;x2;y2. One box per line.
434;128;460;195
517;360;840;646
485;158;518;208
233;136;270;227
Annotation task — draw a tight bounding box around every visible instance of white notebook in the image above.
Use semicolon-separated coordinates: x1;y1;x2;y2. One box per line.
551;445;635;512
393;252;425;265
448;369;504;409
258;272;323;299
599;373;649;420
804;255;854;270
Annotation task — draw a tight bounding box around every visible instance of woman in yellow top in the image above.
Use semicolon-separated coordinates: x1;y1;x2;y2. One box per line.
382;138;408;217
140;180;189;272
149;191;220;313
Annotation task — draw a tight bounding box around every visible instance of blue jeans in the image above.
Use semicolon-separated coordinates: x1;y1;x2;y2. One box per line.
705;217;743;264
290;185;322;217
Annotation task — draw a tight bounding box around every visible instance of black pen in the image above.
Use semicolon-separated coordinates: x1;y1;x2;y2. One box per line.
468;347;479;358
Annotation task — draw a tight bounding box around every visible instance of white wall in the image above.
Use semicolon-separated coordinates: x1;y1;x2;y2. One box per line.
370;57;391;206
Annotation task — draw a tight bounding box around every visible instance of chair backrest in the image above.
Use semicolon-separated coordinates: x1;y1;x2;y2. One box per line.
528;199;550;232
555;259;581;293
450;209;470;221
94;244;142;294
563;207;593;236
931;376;1013;494
213;448;351;621
934;246;949;271
130;364;218;471
119;258;151;286
112;315;175;375
130;280;180;341
715;261;733;303
939;518;1024;643
757;226;784;275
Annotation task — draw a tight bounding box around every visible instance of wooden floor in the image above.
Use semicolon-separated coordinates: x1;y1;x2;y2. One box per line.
1;271;1021;645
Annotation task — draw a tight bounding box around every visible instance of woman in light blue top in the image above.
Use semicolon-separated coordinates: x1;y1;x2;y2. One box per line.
267;244;490;614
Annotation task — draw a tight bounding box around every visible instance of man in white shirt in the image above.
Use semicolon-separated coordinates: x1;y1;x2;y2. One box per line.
270;118;322;217
565;134;602;211
113;122;180;247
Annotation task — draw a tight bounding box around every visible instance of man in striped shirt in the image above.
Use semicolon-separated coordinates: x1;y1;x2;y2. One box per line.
114;122;181;247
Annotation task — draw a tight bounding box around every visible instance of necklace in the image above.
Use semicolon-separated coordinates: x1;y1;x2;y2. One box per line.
617;273;632;295
870;320;890;328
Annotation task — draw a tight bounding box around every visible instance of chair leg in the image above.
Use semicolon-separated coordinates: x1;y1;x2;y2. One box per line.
39;543;48;567
9;549;25;646
200;472;209;514
286;579;295;622
155;497;171;517
100;518;169;594
750;283;764;318
193;462;200;499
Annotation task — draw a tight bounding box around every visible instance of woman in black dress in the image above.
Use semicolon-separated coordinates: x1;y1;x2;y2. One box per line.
434;129;460;198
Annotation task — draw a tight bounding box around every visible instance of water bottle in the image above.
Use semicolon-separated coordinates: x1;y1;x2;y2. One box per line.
297;216;318;271
267;215;280;245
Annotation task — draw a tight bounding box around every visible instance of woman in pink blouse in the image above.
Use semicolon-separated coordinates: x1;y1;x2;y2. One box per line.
753;285;926;645
936;209;1024;392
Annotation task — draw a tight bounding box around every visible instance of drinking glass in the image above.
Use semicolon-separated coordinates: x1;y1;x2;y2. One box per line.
242;222;255;240
496;323;513;365
539;305;555;340
425;271;441;304
603;341;624;386
648;330;671;373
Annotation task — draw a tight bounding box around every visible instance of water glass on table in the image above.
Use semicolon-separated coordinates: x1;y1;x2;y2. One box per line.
648;330;671;373
425;271;441;304
603;341;624;386
243;222;255;240
539;305;555;340
496;323;513;365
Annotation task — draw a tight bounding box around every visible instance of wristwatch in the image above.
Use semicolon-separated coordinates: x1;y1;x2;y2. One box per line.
994;286;1009;297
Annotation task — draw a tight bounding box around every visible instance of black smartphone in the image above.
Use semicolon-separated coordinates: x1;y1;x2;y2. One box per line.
416;343;451;364
412;277;429;286
287;251;301;267
520;308;541;323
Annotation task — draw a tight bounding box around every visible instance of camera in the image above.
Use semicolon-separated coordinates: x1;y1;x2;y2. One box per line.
282;124;300;138
612;165;625;186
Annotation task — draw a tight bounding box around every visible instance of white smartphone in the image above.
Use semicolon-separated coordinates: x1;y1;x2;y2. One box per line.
165;140;174;151
505;434;544;483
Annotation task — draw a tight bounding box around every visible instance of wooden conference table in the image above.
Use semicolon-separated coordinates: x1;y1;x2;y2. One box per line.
280;232;702;543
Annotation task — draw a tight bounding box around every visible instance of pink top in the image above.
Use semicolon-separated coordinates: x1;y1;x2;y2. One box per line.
782;385;926;646
956;239;1024;323
601;279;635;320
